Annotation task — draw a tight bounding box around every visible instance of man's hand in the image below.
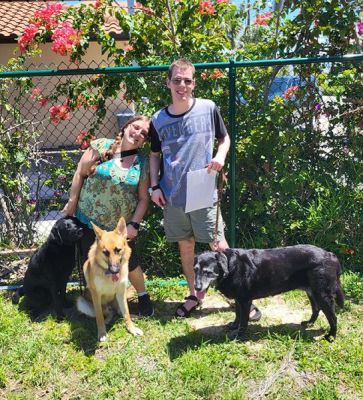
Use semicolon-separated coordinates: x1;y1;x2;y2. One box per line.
151;188;166;208
207;154;225;172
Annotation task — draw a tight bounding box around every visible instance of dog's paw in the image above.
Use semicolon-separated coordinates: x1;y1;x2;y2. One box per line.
323;333;335;342
99;334;107;342
226;320;239;331
301;320;314;328
128;324;143;336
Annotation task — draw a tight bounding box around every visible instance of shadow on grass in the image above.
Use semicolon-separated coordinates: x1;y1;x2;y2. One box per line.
167;322;326;360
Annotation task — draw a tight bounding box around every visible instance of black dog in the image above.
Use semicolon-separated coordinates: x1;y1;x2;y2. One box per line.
194;245;344;340
12;216;84;319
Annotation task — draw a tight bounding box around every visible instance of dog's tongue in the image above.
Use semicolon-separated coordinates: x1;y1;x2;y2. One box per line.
111;273;119;282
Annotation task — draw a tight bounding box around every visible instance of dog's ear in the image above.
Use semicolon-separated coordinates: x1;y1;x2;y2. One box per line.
91;222;104;240
115;216;127;236
215;252;229;277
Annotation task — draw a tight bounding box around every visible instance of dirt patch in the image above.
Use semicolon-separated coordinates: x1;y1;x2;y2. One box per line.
185;293;311;332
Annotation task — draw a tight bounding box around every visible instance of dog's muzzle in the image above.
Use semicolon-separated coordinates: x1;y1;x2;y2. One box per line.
105;264;120;275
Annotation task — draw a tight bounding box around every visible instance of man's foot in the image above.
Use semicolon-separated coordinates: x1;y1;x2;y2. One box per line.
175;295;200;318
138;293;154;317
249;304;262;321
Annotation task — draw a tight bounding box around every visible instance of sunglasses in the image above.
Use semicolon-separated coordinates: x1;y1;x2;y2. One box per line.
171;78;194;86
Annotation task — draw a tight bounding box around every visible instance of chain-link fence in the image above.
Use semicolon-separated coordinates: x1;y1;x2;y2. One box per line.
1;56;362;274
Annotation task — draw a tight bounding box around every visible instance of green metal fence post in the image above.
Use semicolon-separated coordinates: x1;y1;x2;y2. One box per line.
228;57;236;247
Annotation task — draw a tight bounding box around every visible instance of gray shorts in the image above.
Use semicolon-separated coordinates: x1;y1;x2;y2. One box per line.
163;204;226;243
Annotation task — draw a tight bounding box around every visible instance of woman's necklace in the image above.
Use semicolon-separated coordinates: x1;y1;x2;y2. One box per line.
120;148;138;162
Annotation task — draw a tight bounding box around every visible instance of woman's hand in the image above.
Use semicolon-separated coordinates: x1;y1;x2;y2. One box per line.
62;200;76;216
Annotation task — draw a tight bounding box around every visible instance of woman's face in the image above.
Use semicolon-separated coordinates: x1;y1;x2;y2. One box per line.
123;119;149;148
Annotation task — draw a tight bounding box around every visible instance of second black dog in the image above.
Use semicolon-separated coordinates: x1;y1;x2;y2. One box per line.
194;245;344;340
12;216;84;319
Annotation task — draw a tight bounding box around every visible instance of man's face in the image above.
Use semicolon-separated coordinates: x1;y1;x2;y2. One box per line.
167;66;195;103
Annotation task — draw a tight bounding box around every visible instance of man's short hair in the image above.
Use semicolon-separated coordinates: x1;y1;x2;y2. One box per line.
168;59;195;79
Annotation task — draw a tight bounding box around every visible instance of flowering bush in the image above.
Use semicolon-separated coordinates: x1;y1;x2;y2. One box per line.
9;0;363;268
51;22;81;57
255;12;273;26
49;104;71;125
198;1;216;15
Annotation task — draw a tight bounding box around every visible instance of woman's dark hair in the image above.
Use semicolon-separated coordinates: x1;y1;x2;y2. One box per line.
88;115;150;176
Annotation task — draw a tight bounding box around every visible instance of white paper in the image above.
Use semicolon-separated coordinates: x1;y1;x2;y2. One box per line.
185;168;217;213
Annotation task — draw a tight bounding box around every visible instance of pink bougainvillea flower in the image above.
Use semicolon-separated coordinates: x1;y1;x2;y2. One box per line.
18;24;40;53
216;0;229;4
94;0;103;9
33;2;63;30
38;97;48;107
75;130;96;150
199;1;216;15
49;104;71;125
29;87;48;106
30;87;41;99
283;85;299;100
255;12;273;26
51;21;81;56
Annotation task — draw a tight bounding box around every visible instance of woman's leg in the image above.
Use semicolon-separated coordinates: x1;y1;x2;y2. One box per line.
128;265;146;293
128;265;154;317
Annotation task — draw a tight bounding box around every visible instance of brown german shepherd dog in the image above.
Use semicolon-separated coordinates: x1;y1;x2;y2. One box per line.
76;217;143;341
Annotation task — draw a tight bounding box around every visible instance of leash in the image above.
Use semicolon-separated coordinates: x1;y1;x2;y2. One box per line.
213;168;227;250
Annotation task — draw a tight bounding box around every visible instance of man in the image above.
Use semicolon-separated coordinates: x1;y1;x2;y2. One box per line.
149;59;261;321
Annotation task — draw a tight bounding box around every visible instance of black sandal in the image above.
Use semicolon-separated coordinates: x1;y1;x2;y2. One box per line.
249;304;262;321
175;295;200;318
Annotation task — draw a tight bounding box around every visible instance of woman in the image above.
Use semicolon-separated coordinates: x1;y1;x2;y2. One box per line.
63;115;154;316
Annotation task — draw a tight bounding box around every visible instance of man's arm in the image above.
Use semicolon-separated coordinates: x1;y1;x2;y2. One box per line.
149;151;166;207
207;133;231;172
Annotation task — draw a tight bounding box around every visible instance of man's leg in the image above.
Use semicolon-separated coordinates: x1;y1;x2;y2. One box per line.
175;238;200;317
179;238;196;296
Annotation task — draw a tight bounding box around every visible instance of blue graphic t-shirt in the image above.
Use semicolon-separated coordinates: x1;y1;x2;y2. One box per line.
150;98;227;208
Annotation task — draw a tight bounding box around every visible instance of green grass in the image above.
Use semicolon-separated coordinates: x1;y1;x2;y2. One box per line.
0;272;362;399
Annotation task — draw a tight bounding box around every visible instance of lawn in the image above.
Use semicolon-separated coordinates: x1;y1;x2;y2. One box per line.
0;272;362;400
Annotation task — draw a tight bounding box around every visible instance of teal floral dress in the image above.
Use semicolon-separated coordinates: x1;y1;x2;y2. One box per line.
75;138;149;231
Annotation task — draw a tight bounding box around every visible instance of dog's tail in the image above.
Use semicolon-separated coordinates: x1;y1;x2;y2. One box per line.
332;252;345;308
336;278;345;308
76;296;95;318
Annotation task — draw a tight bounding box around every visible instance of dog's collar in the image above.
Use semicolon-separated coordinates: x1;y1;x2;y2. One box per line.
216;261;237;286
